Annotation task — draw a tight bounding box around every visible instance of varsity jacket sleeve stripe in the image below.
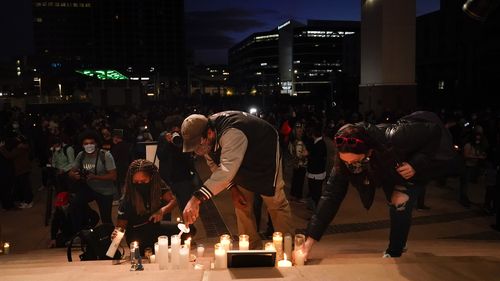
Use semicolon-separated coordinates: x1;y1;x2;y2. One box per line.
196;128;248;200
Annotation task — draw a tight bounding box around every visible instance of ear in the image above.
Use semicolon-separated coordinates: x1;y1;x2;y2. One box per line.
367;149;374;157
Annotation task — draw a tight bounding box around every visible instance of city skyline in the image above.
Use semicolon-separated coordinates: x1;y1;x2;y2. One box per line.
0;0;440;64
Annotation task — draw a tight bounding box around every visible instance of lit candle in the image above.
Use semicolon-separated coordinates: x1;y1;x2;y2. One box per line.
176;217;181;223
130;241;139;266
158;236;169;270
197;244;205;258
179;244;190;269
220;234;232;251
3;242;10;255
239;234;249;251
277;254;292;268
214;243;227;269
185;237;192;250
284;233;292;260
154;242;159;255
149;254;156;263
264;242;276;251
171;234;181;269
293;249;305;266
273;232;283;262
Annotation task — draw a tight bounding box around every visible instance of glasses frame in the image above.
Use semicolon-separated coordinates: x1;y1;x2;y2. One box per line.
334;136;365;147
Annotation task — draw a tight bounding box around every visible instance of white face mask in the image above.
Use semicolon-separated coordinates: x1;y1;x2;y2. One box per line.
83;144;96;154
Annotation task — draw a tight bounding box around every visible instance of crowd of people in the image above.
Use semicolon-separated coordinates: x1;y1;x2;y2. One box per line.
0;100;499;258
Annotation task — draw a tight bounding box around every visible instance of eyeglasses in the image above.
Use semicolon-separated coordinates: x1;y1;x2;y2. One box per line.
334;136;365;147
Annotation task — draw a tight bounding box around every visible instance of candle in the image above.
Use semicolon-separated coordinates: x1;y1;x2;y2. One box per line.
277;254;292;268
177;217;181;223
158;236;169;270
214;243;227;269
197;244;205;257
171;234;181;269
130;241;139;265
185;237;192;250
179;245;190;269
239;234;249;251
3;242;10;255
273;232;283;262
284;233;292;260
149;254;156;263
154;242;159;255
293;249;305;266
220;234;232;251
106;227;125;258
264;242;275;251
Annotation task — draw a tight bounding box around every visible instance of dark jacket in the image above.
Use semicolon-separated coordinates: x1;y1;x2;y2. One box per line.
156;131;196;185
307;116;448;241
306;137;327;174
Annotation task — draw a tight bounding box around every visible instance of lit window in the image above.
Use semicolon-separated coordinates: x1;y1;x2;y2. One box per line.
35;17;43;23
48;2;53;7
85;3;91;7
438;81;445;90
35;2;42;7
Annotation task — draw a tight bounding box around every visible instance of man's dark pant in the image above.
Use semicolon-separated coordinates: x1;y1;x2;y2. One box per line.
69;185;113;232
290;167;306;199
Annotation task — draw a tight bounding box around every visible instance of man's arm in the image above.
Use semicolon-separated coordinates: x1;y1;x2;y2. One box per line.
194;128;248;201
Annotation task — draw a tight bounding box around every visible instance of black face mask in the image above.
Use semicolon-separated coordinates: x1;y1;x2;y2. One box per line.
133;183;151;190
345;157;370;174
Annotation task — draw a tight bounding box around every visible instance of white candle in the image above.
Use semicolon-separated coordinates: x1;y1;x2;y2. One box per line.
284;234;292;260
106;228;124;258
294;249;305;266
171;234;181;269
197;244;205;257
179;245;190;269
273;232;283;262
158;236;169;270
149;254;156;263
185;238;192;250
214;243;227;269
239;234;249;251
154;242;159;256
220;234;232;251
264;242;276;251
3;242;10;255
277;254;292;268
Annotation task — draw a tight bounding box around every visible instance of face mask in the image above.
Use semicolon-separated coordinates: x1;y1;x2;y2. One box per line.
133;182;150;190
345;157;370;174
83;144;96;154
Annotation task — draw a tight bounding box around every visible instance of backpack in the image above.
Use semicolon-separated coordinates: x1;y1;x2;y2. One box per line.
61;144;72;158
67;223;123;261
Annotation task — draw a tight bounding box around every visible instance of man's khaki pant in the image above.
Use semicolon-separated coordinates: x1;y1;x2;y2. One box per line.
234;166;293;249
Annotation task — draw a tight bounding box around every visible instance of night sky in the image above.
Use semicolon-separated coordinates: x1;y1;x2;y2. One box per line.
0;0;440;64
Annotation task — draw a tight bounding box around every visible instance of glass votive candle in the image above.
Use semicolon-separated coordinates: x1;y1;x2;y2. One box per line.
220;234;232;251
130;241;139;265
3;242;10;254
144;247;153;261
197;244;205;257
214;243;227;269
294;234;305;250
264;242;276;251
239;234;249;251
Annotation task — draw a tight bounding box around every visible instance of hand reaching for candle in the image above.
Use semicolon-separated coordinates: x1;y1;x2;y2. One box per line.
231;186;247;209
183;196;201;225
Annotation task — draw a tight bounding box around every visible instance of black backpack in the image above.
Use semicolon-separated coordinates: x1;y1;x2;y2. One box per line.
67;223;123;261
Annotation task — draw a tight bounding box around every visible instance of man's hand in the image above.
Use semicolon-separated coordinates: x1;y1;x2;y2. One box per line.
231;186;247;210
396;162;415;179
149;208;164;223
183;196;201;225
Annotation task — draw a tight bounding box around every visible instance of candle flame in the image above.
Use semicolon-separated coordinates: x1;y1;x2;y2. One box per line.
177;217;181;222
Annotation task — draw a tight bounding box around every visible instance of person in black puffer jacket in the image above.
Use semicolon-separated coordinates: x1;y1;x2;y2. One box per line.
302;111;463;259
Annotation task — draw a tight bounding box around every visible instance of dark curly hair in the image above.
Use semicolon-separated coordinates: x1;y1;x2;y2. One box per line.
124;159;166;215
78;129;102;147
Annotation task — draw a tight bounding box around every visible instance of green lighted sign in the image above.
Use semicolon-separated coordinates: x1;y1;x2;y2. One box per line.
76;69;128;80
